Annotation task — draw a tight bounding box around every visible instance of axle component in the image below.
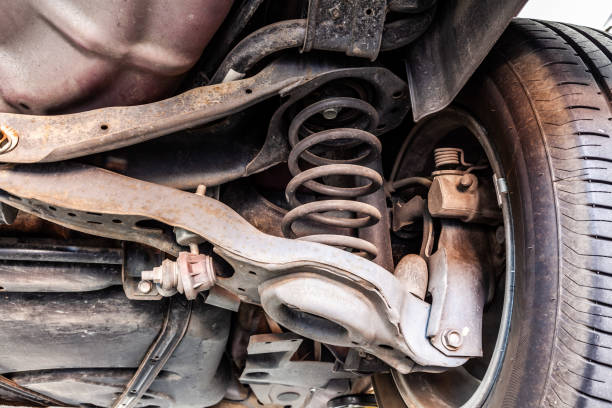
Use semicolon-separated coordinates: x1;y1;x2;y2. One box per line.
427;220;491;357
428;147;501;224
0;162;465;372
0;58;408;166
0;59;331;164
389;143;500;358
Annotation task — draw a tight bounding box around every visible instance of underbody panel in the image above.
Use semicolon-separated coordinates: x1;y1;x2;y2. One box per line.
0;288;231;407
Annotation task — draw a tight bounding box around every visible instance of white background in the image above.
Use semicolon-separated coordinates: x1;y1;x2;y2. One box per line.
518;0;612;30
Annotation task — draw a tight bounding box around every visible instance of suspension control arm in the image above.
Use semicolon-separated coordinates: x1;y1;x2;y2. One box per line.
0;162;466;372
0;59;326;163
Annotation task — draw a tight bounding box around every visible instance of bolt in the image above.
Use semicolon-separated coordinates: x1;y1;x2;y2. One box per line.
442;329;463;351
322;107;340;120
187;184;207;255
141;265;162;283
138;280;153;294
195;184;206;196
189;242;199;255
459;174;474;189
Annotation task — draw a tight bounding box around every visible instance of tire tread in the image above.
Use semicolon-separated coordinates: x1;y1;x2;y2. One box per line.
499;19;612;407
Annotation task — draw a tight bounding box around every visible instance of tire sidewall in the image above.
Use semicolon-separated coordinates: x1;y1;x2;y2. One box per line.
458;56;560;408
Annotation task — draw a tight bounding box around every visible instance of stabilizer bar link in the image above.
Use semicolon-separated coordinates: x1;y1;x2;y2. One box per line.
0;163;466;372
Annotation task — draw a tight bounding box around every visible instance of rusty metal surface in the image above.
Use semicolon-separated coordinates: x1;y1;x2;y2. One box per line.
0;162;465;372
281;98;385;260
427;220;491;358
90;61;409;191
248;64;411;175
258;271;451;370
0;60;309;163
392;195;426;231
303;0;387;60
1;198;181;256
94;110;268;190
224;182;357;240
377;106;514;407
0;58;405;165
0;211;73;240
0;0;233;115
428;173;501;224
223;183;286;237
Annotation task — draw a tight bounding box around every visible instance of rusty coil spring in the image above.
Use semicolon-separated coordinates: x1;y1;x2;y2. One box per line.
281;97;383;258
433;147;466;168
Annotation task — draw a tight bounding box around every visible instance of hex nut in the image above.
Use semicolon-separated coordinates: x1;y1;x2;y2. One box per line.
322;107;340;120
458;173;477;190
442;329;463;351
137;280;153;294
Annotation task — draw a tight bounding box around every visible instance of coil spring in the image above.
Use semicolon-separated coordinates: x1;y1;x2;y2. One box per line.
281;97;383;258
433;147;466;168
433;147;488;174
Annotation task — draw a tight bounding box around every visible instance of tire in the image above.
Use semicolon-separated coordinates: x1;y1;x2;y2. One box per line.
477;19;612;408
377;18;612;407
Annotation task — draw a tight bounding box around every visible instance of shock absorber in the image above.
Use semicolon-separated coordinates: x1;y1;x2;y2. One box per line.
280;96;389;261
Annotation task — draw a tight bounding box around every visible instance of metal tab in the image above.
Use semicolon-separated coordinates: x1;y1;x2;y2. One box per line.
240;333;356;408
